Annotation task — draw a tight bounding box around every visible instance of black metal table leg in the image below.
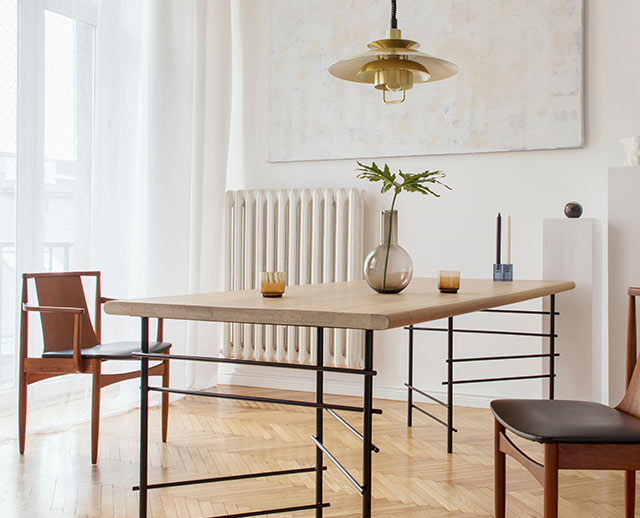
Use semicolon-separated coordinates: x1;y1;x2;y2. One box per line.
549;294;556;400
407;325;414;427
407;300;561;454
139;317;149;518
316;327;324;518
362;330;374;517
447;317;454;454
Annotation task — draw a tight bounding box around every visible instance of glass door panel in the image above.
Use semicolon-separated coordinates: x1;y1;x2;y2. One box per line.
43;10;95;271
0;0;18;388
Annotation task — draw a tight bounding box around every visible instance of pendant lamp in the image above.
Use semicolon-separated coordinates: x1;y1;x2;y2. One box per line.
328;0;458;104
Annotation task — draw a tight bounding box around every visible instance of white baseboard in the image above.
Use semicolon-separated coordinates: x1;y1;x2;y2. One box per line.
217;366;494;409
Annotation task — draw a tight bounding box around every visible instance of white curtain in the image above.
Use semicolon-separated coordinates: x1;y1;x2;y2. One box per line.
0;0;232;439
95;0;232;391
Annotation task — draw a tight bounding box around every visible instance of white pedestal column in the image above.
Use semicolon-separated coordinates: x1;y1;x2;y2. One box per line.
543;218;599;401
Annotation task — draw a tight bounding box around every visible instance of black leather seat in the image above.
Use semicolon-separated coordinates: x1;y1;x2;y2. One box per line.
42;341;171;360
491;399;640;444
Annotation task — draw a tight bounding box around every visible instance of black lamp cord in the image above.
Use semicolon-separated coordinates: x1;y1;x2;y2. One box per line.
390;0;398;29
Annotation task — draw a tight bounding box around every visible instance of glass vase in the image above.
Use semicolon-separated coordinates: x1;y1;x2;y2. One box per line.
364;210;413;293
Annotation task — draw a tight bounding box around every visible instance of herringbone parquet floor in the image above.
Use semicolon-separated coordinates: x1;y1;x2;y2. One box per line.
0;385;635;517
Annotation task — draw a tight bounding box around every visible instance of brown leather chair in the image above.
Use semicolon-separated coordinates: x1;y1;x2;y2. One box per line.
18;271;171;464
491;286;640;518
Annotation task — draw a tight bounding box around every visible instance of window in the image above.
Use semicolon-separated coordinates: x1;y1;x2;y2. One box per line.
0;0;18;388
0;0;97;389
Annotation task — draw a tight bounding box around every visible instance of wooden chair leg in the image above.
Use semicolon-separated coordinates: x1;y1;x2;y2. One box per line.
544;444;559;518
91;362;101;464
495;419;506;518
161;356;170;443
626;471;636;518
18;370;27;454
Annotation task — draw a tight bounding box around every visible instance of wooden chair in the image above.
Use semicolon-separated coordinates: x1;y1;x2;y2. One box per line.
18;271;171;464
491;286;640;517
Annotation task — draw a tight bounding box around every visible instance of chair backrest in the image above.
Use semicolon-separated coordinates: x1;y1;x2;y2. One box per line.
616;287;640;417
24;272;101;353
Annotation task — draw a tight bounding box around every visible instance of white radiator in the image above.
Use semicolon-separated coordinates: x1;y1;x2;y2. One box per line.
222;188;365;368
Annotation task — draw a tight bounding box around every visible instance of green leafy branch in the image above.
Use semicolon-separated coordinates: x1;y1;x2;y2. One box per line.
355;161;451;289
356;161;451;212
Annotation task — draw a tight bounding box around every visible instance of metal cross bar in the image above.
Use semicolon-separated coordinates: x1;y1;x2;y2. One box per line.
411;404;458;432
132;466;325;491
404;383;447;407
326;408;380;453
407;326;557;338
311;435;363;495
481;308;559;315
443;374;554;385
147;386;383;414
208;502;331;518
133;351;376;376
449;352;560;363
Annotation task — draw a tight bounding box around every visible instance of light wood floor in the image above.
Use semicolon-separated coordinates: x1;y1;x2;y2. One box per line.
1;385;636;517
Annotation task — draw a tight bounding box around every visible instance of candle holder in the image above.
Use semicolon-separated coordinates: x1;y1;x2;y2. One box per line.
260;272;286;297
437;270;460;293
493;264;513;282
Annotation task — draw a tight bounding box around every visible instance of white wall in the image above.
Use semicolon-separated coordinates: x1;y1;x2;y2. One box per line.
220;0;640;406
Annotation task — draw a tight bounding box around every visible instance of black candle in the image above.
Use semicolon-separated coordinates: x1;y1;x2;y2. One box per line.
496;213;502;264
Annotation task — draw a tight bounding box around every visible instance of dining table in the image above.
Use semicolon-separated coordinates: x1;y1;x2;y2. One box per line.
105;277;575;518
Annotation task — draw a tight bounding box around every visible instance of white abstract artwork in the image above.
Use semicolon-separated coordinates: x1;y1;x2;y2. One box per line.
268;0;583;162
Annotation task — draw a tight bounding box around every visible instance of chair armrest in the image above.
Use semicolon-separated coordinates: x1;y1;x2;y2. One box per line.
22;304;85;371
23;304;85;314
100;296;116;304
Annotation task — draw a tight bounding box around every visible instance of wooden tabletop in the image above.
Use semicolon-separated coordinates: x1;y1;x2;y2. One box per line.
104;278;575;331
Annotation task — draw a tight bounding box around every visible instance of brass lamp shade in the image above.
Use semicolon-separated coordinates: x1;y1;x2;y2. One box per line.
329;28;458;104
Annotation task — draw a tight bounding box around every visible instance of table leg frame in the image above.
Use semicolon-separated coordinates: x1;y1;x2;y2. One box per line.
137;322;379;518
139;317;149;518
316;327;324;517
407;325;413;427
447;317;454;454
405;296;560;453
549;294;556;400
362;330;374;517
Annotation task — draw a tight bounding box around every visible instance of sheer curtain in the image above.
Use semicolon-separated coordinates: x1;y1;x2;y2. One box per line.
0;0;232;440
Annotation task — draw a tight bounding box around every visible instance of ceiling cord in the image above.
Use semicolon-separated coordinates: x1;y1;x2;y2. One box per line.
391;0;398;29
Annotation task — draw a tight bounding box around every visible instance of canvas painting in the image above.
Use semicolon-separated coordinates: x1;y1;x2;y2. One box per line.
268;0;583;162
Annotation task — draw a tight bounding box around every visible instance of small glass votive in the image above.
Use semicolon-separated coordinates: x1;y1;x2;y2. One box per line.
260;272;286;297
437;270;460;293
